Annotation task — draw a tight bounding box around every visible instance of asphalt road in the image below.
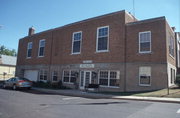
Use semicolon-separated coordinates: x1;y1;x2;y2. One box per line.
0;89;179;118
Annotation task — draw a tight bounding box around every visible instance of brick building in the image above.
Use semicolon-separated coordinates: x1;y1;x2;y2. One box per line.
16;10;177;92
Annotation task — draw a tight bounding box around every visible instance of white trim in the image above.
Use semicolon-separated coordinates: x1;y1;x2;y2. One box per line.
139;31;151;54
62;70;78;84
51;71;58;82
71;31;82;54
96;26;109;52
26;42;32;58
79;70;92;89
98;70;120;88
38;39;45;57
39;69;48;82
139;66;151;86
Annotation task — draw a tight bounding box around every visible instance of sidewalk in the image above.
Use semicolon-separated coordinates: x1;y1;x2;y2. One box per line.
32;87;180;104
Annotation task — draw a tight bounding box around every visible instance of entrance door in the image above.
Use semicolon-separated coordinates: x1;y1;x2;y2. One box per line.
79;71;91;89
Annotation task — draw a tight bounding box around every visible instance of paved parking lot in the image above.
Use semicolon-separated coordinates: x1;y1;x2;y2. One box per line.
0;89;179;118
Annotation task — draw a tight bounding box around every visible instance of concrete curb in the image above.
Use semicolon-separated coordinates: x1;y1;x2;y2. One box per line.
32;87;180;104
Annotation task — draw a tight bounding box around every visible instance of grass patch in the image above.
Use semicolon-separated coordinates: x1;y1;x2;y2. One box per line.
97;88;180;98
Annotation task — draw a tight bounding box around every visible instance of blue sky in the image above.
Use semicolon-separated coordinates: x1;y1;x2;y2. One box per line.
0;0;179;51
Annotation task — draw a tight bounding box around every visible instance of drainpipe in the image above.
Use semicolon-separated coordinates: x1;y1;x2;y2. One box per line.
49;31;54;82
124;24;127;92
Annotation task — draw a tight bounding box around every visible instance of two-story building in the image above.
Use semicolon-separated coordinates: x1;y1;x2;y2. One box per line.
16;10;177;92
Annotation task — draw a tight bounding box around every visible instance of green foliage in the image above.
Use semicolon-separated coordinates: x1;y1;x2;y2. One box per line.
0;45;17;56
32;80;69;89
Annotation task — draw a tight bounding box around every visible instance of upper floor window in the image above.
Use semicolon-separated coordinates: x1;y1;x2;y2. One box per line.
169;36;174;57
139;67;151;86
72;31;82;54
139;31;151;53
27;42;32;58
38;39;45;57
96;26;109;52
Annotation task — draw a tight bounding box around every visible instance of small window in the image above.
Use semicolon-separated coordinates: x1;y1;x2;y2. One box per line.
39;70;47;81
63;70;78;83
27;42;32;58
38;39;45;57
170;68;175;84
96;26;109;52
169;36;174;57
139;31;151;53
139;67;151;86
99;70;120;87
72;32;82;54
52;71;58;82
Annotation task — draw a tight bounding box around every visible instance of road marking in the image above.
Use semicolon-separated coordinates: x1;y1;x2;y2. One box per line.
62;97;80;100
177;109;180;113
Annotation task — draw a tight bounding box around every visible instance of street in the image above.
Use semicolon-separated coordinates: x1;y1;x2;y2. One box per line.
0;89;179;118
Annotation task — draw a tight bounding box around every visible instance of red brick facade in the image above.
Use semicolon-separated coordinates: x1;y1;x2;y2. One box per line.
16;10;176;92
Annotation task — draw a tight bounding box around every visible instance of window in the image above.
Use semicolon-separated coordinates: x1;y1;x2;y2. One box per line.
139;67;151;86
63;70;78;83
99;70;120;87
27;42;32;58
52;71;58;82
72;31;82;54
96;26;109;52
169;36;174;57
39;70;47;81
170;68;175;84
139;31;151;53
38;39;45;57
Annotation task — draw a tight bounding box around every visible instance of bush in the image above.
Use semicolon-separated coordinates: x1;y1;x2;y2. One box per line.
175;75;180;87
33;80;70;89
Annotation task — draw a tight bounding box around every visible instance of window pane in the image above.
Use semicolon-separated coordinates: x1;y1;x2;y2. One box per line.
140;42;150;52
53;76;58;81
99;79;108;86
98;37;108;50
73;41;80;53
64;71;69;77
40;40;45;47
110;79;120;86
139;67;151;85
27;49;32;57
40;75;43;80
139;32;151;52
39;47;44;56
64;77;69;82
70;77;76;83
99;27;108;37
53;71;58;81
74;33;81;41
140;76;150;85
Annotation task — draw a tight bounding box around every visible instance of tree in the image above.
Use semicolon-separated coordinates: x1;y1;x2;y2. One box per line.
0;45;17;56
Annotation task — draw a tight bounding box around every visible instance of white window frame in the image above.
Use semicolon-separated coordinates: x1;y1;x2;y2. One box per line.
139;31;151;54
98;70;120;88
169;36;175;58
71;31;82;54
139;67;151;86
62;70;78;84
52;71;58;82
27;42;32;58
96;26;109;52
38;39;46;57
39;70;48;82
